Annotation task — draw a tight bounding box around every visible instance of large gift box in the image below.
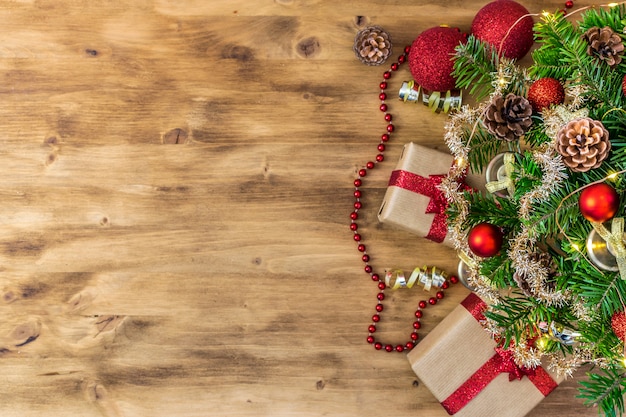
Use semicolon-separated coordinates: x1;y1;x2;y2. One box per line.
377;142;483;247
407;293;565;417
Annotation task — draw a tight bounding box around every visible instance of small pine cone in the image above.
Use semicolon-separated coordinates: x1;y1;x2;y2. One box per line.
484;93;532;141
556;117;610;172
513;252;557;297
353;26;392;66
582;26;624;68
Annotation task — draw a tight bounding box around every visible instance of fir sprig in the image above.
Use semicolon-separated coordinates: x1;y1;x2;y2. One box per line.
453;35;499;101
578;367;626;417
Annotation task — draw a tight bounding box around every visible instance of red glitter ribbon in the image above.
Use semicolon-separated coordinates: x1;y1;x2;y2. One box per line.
440;294;558;415
388;170;449;243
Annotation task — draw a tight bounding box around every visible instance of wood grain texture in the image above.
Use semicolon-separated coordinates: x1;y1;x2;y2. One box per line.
0;1;601;416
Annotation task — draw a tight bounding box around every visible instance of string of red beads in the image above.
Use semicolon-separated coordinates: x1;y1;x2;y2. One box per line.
350;44;459;352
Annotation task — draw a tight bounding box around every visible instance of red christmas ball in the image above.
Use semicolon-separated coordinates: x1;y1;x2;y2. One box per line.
471;0;534;60
408;26;468;92
468;223;503;258
622;74;626;96
612;311;626;341
579;183;620;223
527;78;565;112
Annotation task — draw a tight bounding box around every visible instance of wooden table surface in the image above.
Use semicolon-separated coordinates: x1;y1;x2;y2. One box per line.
0;1;603;416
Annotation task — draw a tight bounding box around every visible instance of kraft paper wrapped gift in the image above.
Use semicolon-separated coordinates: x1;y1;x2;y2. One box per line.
407;293;566;417
377;142;484;247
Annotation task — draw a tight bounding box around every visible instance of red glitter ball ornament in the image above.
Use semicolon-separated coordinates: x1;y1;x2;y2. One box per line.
612;311;626;341
622;74;626;96
467;223;503;258
527;78;565;112
408;26;468;92
579;183;620;223
471;0;534;60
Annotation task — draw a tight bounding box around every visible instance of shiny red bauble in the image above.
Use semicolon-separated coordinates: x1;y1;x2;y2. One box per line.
622;74;626;97
408;26;468;92
468;222;504;258
579;183;620;223
527;78;565;112
471;0;534;60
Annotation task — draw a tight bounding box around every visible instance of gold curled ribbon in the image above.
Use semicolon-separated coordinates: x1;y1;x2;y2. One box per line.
400;80;421;103
423;88;462;114
592;218;626;279
398;80;462;113
458;250;477;268
384;266;447;290
486;153;516;196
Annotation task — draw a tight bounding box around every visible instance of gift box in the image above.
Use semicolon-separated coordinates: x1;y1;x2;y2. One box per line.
407;293;565;417
377;142;483;247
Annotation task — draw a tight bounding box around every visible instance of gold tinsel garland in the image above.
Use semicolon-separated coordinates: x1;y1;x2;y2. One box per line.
438;64;608;376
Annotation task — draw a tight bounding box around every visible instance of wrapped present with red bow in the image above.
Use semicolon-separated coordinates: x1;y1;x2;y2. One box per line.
378;142;483;247
407;293;565;417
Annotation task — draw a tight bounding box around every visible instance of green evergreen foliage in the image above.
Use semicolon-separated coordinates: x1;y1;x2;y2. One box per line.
453;35;499;102
578;367;626;417
448;5;626;416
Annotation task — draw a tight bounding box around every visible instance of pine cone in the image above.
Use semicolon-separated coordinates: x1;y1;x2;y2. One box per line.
513;252;557;297
582;26;624;68
556;117;610;172
484;93;532;141
353;26;392;66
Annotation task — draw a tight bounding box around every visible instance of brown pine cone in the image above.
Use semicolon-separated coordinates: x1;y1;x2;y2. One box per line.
513;252;557;297
484;93;532;141
582;26;624;68
353;26;392;66
556;117;610;172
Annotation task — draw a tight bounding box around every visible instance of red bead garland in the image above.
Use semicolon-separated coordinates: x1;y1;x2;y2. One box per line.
350;44;457;353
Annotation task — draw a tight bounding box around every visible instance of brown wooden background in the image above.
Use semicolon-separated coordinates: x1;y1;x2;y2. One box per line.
0;1;602;416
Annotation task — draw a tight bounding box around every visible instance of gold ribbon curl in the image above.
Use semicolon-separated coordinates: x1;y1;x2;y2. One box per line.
486;153;516;196
398;80;462;114
592;217;626;280
384;266;447;290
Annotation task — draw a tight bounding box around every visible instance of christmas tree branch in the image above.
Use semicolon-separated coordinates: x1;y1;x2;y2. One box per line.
453;35;499;101
578;367;626;416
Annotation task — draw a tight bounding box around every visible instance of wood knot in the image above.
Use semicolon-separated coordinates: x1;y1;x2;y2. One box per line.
46;153;56;165
85;48;98;57
163;128;188;144
296;37;320;58
316;380;325;390
3;291;16;303
354;16;370;28
412;380;420;387
66;289;96;313
11;319;41;347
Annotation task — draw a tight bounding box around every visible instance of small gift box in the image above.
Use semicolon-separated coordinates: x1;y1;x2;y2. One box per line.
407;293;565;417
378;142;483;246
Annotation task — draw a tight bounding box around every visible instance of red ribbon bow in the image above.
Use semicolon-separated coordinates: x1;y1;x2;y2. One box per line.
440;294;558;415
388;170;449;243
493;346;536;381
